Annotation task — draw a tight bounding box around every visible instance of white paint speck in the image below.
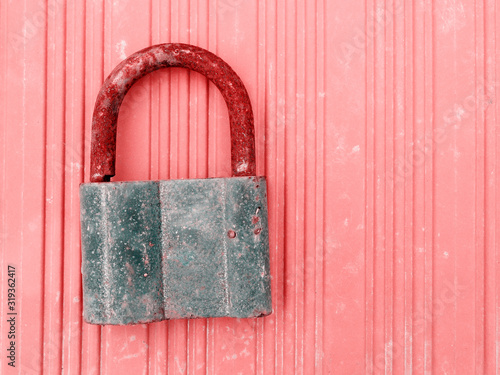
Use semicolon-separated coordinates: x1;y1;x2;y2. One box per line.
236;161;248;173
335;302;346;314
116;40;127;60
454;105;465;120
439;0;466;33
343;262;359;274
240;347;251;357
71;162;82;171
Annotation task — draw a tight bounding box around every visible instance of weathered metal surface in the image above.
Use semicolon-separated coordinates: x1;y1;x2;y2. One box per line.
81;43;271;325
90;43;256;182
81;177;271;325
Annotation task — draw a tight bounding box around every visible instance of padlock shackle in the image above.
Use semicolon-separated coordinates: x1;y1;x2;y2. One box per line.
90;43;256;182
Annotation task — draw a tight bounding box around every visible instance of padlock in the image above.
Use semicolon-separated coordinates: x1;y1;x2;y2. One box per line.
80;43;272;325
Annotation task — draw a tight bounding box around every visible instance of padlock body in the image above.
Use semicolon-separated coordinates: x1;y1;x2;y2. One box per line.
80;176;271;325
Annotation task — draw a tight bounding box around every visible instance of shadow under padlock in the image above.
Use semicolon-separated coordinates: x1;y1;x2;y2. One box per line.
80;43;272;325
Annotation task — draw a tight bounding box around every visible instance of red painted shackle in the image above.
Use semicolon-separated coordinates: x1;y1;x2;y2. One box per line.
90;43;256;183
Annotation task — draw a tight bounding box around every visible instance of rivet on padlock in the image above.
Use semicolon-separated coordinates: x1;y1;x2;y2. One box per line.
80;43;272;325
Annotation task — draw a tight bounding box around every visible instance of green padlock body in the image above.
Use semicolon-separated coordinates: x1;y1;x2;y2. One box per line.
80;176;271;325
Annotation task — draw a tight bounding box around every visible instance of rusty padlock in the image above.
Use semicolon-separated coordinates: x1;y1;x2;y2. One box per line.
80;43;272;325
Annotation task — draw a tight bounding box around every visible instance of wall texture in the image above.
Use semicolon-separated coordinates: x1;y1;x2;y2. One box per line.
1;0;499;373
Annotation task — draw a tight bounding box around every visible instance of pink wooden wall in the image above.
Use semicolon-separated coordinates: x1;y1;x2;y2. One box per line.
1;0;499;373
